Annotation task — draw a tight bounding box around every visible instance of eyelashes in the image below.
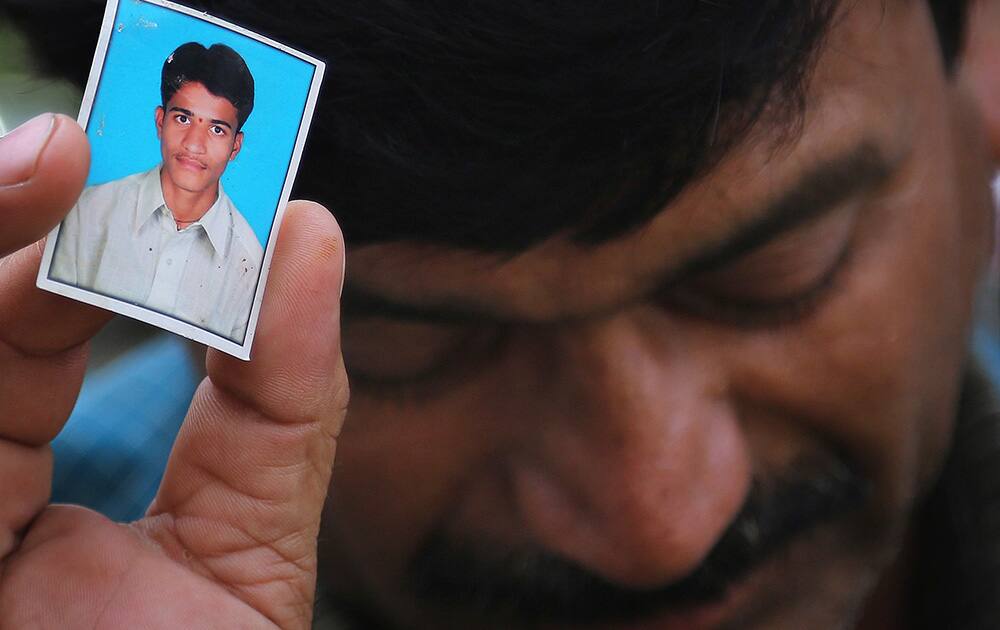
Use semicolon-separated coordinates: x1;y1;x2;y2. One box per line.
344;253;848;403
344;206;863;401
656;201;861;329
343;322;507;403
344;249;854;402
659;239;854;329
172;114;228;137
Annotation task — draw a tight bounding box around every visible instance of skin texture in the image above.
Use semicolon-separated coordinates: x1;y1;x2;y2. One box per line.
0;113;347;629
319;1;998;628
153;81;244;224
0;0;996;629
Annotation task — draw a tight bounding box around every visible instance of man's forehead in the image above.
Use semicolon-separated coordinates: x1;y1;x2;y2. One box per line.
343;0;923;321
168;82;239;125
347;107;906;322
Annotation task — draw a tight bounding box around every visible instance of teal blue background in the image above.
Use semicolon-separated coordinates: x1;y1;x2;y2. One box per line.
86;0;317;246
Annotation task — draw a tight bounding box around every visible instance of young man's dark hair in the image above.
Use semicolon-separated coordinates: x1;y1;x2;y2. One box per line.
0;0;969;250
161;41;254;131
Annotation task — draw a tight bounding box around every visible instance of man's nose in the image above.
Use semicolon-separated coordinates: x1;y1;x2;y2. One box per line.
182;124;207;153
500;311;752;588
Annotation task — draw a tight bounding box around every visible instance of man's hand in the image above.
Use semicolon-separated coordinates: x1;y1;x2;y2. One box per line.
0;114;349;629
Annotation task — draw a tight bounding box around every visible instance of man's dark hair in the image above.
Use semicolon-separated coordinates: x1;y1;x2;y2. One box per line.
161;41;254;131
0;0;971;251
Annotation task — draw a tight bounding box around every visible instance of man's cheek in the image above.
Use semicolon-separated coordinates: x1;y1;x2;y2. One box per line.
326;374;527;574
726;232;965;521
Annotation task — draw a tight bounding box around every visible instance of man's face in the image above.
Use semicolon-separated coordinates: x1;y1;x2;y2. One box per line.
322;1;996;628
154;81;242;197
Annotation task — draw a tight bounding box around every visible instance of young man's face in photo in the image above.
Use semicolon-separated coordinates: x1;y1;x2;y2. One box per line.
154;81;243;198
319;2;998;628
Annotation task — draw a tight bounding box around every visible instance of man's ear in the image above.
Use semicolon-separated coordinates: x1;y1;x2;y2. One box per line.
230;131;243;161
961;0;1000;163
155;106;165;138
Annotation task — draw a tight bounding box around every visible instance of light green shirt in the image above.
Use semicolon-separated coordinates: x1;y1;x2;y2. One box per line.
50;166;264;342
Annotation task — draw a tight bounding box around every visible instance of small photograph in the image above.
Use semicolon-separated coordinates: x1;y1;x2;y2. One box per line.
36;0;325;360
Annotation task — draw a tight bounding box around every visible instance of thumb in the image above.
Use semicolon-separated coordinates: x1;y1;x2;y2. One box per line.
0;114;90;257
140;200;348;629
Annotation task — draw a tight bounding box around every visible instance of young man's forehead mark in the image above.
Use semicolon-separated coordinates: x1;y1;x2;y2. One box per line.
341;139;897;326
167;106;234;130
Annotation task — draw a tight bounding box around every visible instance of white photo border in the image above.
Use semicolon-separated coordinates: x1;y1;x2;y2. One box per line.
36;0;326;361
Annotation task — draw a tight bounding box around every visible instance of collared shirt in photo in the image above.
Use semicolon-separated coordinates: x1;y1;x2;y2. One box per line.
50;166;264;341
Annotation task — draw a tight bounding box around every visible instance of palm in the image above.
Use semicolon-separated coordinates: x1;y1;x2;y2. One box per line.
0;115;347;629
3;506;280;628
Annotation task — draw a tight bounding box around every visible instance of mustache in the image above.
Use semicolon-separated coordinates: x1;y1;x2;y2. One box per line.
175;153;207;168
406;453;869;625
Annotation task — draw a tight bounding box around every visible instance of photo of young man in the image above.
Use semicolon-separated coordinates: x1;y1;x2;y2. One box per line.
50;41;263;341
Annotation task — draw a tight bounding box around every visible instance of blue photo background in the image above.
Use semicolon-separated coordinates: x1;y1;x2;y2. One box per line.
86;0;317;246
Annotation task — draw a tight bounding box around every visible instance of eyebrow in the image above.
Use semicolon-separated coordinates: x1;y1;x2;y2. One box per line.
674;141;891;277
342;141;894;324
168;106;233;131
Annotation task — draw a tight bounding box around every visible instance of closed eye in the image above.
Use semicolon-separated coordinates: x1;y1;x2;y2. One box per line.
659;200;860;327
342;317;504;401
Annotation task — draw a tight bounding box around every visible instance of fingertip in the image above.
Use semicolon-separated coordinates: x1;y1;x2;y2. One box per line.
0;113;90;190
283;199;346;298
284;200;345;252
0;113;91;255
0;113;55;187
285;199;339;231
35;114;91;204
206;199;347;420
